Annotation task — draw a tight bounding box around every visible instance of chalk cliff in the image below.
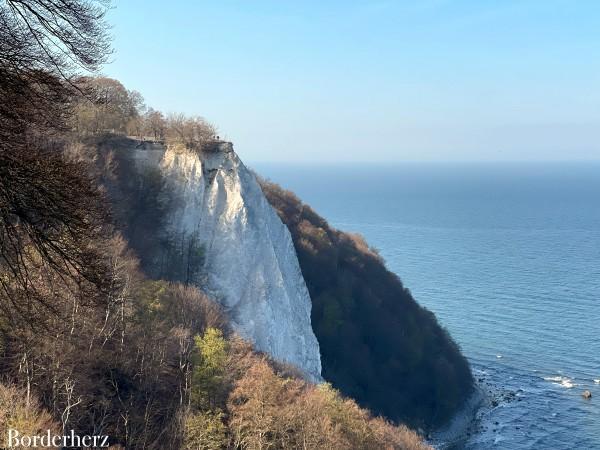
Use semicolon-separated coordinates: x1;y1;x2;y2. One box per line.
124;141;321;381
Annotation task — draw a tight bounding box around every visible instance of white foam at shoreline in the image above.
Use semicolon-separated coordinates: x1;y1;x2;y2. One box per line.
543;376;576;389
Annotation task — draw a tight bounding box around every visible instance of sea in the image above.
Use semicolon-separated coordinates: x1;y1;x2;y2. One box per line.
254;161;600;450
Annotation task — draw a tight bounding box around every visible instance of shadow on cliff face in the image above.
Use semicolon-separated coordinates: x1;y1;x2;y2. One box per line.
260;179;474;431
95;136;205;284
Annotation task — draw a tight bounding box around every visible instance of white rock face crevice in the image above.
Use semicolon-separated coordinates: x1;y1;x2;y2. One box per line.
132;142;322;381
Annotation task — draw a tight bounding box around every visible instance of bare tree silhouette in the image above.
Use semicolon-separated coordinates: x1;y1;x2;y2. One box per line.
0;0;113;321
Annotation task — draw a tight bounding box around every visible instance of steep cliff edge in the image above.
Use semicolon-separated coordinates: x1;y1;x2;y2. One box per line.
100;138;321;381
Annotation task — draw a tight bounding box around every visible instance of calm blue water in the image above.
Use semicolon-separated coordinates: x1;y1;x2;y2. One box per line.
254;162;600;449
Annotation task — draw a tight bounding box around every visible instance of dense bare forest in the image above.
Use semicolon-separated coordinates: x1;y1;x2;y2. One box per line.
0;1;436;448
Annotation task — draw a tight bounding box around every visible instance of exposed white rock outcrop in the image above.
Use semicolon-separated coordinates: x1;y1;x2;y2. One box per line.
132;142;321;381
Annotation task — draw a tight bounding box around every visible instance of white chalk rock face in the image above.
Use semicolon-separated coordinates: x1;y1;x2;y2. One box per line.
151;142;322;381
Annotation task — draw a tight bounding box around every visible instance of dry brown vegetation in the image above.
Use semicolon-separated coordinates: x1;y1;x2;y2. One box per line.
227;357;430;450
1;251;432;448
0;384;61;448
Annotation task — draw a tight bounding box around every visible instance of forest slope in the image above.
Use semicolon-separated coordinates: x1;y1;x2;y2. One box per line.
261;180;474;429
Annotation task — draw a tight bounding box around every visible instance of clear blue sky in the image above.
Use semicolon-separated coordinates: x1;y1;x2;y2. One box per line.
106;0;600;162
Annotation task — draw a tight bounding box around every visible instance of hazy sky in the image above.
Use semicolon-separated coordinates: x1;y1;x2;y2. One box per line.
106;1;600;162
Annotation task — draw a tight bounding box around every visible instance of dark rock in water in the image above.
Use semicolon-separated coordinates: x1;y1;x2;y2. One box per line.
582;390;592;399
491;399;499;407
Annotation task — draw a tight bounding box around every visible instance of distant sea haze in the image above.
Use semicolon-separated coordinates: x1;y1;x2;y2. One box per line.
255;161;600;450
